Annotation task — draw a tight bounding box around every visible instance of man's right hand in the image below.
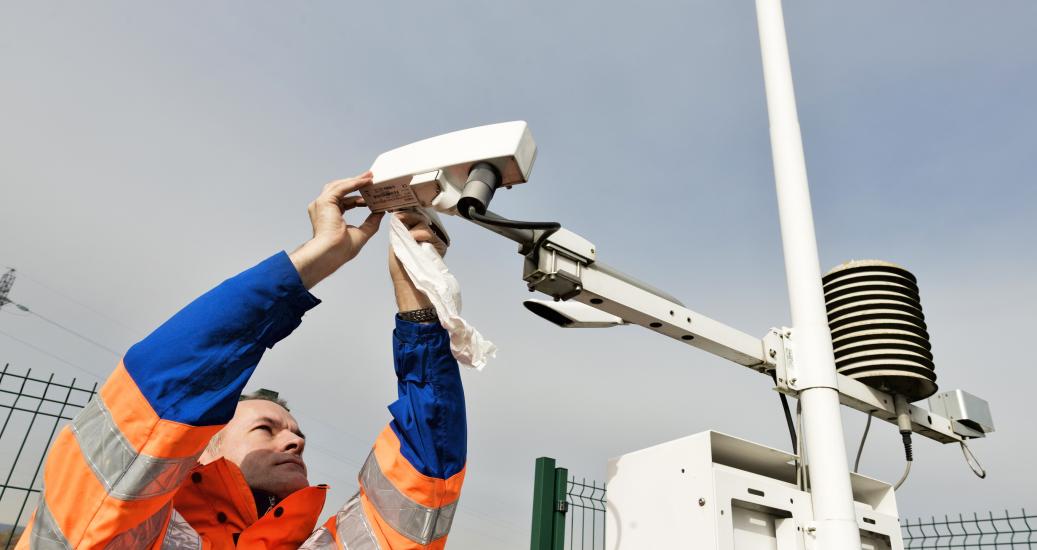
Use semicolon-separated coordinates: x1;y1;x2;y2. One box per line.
290;172;385;289
389;210;448;312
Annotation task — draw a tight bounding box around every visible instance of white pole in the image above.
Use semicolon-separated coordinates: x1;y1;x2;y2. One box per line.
754;0;862;548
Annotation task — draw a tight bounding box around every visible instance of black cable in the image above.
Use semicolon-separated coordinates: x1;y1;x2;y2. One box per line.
854;411;874;473
779;394;797;455
771;372;798;454
467;208;561;232
467;206;562;257
960;440;987;479
796;399;806;490
894;432;914;490
901;432;913;462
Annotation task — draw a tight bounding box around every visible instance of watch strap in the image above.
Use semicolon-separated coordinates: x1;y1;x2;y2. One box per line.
398;307;438;323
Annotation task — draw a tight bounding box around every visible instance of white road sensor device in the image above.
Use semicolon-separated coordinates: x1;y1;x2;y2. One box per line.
363;121;537;216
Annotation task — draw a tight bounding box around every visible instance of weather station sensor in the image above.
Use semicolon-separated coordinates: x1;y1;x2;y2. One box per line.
363;121;536;216
822;260;938;401
368;4;995;544
370;118;994;549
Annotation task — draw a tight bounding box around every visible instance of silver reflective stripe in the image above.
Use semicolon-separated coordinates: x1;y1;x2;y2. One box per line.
298;527;340;550
432;499;457;541
29;499;72;550
160;510;201;550
103;502;171;550
336;493;381;550
359;451;458;545
299;493;381;550
71;397;201;501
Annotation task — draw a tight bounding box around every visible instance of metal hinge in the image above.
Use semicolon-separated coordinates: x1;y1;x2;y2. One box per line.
764;327;797;392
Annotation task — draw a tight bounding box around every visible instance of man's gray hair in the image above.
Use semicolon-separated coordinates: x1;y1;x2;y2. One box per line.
239;388;289;411
204;389;289;457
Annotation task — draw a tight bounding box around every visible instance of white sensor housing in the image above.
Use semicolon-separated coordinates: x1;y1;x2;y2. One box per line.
364;121;537;215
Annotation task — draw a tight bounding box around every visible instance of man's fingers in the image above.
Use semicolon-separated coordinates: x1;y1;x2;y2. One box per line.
352;210;385;244
394;210;426;228
408;221;447;255
323;172;374;203
338;195;366;211
410;227;435;243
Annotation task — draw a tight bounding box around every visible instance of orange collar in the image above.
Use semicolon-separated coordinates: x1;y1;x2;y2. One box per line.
174;459;328;549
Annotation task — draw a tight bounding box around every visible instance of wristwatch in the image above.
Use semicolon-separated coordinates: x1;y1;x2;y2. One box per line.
398;307;438;323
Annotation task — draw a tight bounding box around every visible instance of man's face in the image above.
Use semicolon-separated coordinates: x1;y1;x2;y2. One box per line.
202;399;309;499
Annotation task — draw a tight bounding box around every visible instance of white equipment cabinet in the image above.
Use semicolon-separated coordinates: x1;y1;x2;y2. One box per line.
605;431;903;550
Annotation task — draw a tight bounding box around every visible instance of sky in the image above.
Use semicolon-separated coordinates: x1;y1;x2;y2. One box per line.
1;1;1035;548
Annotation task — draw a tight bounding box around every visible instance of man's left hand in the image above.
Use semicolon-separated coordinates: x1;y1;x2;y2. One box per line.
290;172;385;289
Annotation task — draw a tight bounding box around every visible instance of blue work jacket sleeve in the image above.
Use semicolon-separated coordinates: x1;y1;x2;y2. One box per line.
123;251;320;426
387;318;467;479
20;252;320;550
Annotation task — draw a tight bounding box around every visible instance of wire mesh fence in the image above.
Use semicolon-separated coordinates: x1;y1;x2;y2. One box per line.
2;370;1034;550
562;477;607;550
902;509;1036;549
530;457;607;550
0;364;98;549
529;456;1034;550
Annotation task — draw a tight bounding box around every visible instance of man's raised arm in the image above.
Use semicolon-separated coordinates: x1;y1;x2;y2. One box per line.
310;212;466;550
19;174;382;550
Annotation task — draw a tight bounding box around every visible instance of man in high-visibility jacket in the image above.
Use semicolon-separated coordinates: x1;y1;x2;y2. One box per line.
18;172;466;549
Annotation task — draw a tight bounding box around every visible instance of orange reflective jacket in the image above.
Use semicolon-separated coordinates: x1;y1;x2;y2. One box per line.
172;458;327;549
17;253;466;549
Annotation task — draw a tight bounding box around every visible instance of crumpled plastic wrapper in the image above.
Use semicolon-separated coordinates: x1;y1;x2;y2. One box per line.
389;215;496;370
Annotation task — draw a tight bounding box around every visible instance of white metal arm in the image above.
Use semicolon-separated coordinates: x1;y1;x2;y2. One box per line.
496;223;983;446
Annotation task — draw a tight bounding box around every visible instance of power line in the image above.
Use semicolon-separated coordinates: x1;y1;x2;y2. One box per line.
23;308;123;358
2;265;142;338
0;269;15;310
0;266;124;358
291;409;382;457
0;328;107;381
0;297;125;359
1;308;31;318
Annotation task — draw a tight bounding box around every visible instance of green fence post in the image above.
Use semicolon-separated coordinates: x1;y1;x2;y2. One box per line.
551;467;569;550
531;457;557;550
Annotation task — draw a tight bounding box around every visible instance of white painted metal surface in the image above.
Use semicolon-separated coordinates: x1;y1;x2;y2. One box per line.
929;390;995;435
605;431;904;550
366;121;536;214
755;0;861;546
523;236;980;443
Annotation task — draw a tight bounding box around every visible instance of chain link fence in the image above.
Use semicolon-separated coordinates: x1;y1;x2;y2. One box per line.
0;364;98;548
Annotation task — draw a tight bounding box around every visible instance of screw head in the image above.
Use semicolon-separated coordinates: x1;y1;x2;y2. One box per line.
698;498;706;507
769;349;777;358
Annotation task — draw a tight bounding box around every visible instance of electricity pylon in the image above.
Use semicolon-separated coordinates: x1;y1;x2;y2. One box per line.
0;268;15;310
